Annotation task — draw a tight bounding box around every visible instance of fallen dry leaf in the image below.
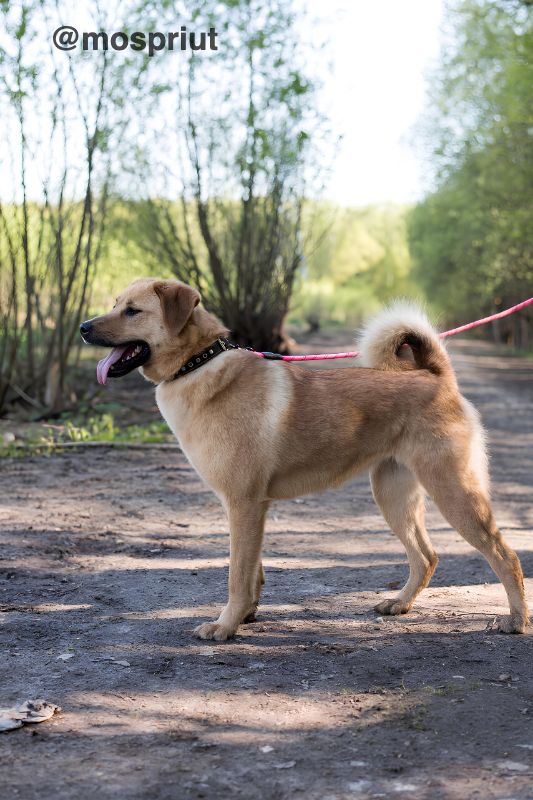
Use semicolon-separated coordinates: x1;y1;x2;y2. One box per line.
0;716;23;732
0;699;60;733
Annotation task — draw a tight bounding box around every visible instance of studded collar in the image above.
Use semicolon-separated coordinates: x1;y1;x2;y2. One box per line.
169;337;240;381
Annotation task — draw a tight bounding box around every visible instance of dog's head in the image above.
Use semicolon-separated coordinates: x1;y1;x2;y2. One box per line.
80;278;221;384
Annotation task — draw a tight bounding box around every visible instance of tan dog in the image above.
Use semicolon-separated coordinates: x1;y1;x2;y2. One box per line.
80;278;529;640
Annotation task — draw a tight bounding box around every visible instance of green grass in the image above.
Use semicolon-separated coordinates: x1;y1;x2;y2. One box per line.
1;413;173;457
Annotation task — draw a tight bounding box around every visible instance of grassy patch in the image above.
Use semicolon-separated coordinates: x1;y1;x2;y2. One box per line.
1;412;173;457
425;683;462;697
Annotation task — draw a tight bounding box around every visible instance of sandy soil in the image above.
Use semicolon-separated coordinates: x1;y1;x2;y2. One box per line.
1;337;532;799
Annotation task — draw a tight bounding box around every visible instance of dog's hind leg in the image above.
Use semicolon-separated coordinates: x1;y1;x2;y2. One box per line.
416;455;528;634
194;499;269;641
370;459;438;615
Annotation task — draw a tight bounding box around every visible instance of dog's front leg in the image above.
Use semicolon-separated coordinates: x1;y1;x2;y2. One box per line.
194;499;269;641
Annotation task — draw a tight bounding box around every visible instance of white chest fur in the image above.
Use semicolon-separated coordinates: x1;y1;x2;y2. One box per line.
155;355;291;498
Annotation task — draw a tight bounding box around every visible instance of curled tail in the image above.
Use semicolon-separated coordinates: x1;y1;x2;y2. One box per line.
358;301;451;376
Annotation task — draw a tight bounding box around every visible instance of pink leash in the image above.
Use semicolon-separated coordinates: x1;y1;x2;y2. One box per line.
254;296;533;362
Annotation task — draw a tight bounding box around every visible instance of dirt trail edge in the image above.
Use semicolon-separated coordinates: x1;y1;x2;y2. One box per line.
1;339;532;800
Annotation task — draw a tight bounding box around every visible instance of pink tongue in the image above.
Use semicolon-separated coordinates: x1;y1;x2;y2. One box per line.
97;346;129;385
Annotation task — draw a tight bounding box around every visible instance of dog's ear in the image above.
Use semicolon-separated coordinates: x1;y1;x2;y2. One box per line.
153;282;201;337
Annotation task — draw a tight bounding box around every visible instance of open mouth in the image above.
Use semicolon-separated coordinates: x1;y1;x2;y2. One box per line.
96;341;151;385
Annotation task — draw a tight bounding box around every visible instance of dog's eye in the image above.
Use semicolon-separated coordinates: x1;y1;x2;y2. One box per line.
124;307;141;317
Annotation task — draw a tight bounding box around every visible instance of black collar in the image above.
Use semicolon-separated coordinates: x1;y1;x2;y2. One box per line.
170;337;240;381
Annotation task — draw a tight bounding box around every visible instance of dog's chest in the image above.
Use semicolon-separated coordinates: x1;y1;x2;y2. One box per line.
155;385;221;486
155;361;291;496
156;387;188;439
156;387;198;454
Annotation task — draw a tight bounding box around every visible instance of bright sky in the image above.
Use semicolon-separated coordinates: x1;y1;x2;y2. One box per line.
1;0;445;208
307;0;444;206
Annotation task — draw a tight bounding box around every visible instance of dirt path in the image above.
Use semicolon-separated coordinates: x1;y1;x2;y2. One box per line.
1;338;532;799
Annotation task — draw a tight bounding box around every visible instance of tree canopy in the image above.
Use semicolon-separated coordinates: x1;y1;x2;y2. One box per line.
409;0;533;333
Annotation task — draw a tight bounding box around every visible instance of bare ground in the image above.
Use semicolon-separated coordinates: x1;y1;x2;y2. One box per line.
1;337;532;800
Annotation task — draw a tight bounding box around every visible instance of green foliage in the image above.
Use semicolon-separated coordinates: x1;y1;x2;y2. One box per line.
126;0;326;351
96;199;416;331
88;200;175;314
61;415;170;445
291;203;417;327
409;0;533;332
0;1;132;415
0;413;172;457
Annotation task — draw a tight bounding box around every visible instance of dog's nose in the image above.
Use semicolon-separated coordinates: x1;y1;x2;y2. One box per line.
80;320;92;335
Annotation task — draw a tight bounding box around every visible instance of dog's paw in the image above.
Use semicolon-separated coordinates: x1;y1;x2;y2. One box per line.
494;614;528;635
194;621;235;641
374;599;411;616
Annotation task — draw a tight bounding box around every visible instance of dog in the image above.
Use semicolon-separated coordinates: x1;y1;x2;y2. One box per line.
80;278;529;640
